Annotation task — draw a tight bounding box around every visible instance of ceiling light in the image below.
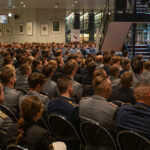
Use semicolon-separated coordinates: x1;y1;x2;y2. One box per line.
23;5;26;7
74;1;78;4
72;4;74;7
20;1;24;4
13;5;16;8
8;12;12;17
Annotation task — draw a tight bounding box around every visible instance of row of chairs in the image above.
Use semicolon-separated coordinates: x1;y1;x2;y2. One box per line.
1;104;150;150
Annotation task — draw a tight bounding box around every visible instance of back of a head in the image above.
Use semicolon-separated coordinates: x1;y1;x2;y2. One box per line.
136;54;143;61
144;61;150;70
121;72;133;88
32;59;41;68
68;54;78;61
28;72;46;89
16;96;42;144
57;77;72;94
0;70;14;85
132;60;143;74
49;59;57;68
121;58;130;68
122;50;128;57
20;96;42;121
64;60;77;75
20;64;31;76
93;69;107;78
3;56;12;66
109;65;120;77
134;83;150;104
55;50;62;57
96;55;103;63
42;64;54;78
103;54;111;64
112;56;121;65
87;61;96;75
92;75;109;93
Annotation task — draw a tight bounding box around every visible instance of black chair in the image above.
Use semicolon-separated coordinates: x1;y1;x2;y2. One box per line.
48;114;84;149
117;130;150;150
7;144;28;150
0;105;17;122
80;121;117;150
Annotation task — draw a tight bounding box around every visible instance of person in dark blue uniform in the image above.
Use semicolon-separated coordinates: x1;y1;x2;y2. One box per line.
116;83;150;139
48;77;80;150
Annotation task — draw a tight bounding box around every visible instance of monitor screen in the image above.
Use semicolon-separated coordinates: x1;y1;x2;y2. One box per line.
0;15;8;24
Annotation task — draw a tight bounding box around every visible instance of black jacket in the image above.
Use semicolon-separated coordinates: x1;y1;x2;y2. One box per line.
7;121;52;150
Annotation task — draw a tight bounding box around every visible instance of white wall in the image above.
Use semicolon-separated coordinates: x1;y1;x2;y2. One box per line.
0;9;66;43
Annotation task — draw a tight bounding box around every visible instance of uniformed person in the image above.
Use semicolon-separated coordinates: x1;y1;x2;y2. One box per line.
15;64;32;91
48;77;80;150
0;70;23;118
79;75;118;133
20;72;50;108
63;60;83;104
42;64;59;98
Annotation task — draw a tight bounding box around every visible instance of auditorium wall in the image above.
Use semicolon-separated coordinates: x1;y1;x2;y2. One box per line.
0;9;66;43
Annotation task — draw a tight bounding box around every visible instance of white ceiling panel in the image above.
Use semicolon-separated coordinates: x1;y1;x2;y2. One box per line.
0;0;108;10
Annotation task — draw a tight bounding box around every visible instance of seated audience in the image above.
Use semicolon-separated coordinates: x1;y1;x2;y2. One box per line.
116;83;150;139
103;54;111;76
132;60;146;86
20;72;50;107
79;75;118;133
108;65;121;87
7;96;53;150
0;70;23;118
120;58;130;76
142;61;150;84
15;64;32;91
48;77;80;150
110;72;135;104
42;64;58;98
64;60;83;104
32;59;42;73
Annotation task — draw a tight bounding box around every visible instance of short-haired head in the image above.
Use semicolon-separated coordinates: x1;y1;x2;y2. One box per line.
121;72;133;88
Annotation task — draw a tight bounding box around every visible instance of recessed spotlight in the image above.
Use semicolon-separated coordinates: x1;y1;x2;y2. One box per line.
8;12;12;17
13;6;16;8
72;4;74;7
23;5;26;7
54;5;58;8
20;1;24;4
74;1;78;4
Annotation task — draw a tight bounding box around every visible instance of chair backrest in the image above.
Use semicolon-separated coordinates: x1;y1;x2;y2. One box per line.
117;130;150;150
7;144;28;150
0;105;17;122
80;121;117;150
48;114;82;142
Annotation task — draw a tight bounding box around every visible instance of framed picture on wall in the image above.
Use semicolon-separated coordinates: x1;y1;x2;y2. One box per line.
18;24;24;34
40;24;48;36
52;20;61;33
4;27;11;35
26;22;33;35
0;27;2;37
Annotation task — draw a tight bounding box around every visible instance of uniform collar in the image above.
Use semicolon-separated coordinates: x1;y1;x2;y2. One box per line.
60;96;72;101
135;102;149;108
92;95;107;102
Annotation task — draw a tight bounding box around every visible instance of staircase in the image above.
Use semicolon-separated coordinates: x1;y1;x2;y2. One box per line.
136;0;149;14
127;45;150;60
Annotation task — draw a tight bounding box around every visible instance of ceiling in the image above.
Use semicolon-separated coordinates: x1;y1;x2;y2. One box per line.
0;0;107;10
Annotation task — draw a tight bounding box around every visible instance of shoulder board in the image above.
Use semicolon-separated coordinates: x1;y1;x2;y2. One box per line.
0;110;8;119
67;101;79;107
108;102;118;108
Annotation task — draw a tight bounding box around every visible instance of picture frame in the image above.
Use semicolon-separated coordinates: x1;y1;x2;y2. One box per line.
4;27;11;35
26;22;33;35
40;24;48;36
18;23;24;34
52;20;61;33
0;27;2;37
